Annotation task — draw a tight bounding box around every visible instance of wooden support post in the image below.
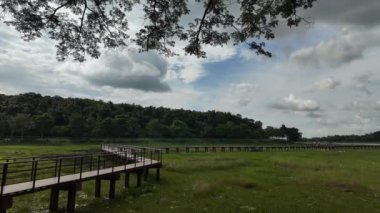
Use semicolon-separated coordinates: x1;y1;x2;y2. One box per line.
109;177;116;199
49;188;59;212
144;168;149;181
156;167;160;181
124;172;130;188
95;178;101;198
0;196;12;213
136;171;142;187
95;174;121;199
66;187;77;213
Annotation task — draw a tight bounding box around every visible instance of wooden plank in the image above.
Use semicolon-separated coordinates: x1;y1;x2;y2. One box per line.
2;160;159;195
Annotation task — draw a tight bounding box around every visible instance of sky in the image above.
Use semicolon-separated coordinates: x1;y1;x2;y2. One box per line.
0;0;379;137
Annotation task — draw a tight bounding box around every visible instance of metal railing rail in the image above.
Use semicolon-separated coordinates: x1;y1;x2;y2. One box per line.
0;145;162;196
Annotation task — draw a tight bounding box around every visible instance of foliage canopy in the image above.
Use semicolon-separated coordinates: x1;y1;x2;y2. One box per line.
0;0;315;61
0;93;301;140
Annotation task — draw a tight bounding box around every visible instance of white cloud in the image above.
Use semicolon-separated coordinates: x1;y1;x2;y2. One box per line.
342;100;380;112
230;83;257;106
352;72;373;96
376;100;380;110
168;44;237;83
290;28;380;68
172;62;204;84
70;50;171;92
353;72;373;83
272;94;320;112
305;0;380;27
310;77;340;91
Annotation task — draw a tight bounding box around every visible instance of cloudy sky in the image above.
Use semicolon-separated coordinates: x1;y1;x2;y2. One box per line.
0;0;379;137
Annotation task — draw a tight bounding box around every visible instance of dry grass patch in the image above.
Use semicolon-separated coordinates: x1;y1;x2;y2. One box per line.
192;180;214;196
224;178;258;189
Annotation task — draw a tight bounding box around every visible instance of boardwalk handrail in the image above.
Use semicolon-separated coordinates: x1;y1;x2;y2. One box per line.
102;144;163;163
0;145;162;197
156;143;380;153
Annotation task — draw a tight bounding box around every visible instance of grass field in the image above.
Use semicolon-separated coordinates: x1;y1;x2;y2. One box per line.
1;145;380;213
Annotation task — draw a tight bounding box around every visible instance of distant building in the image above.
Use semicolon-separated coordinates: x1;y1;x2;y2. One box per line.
269;136;287;140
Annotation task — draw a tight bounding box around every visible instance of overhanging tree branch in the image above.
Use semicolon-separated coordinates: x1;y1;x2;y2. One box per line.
0;0;317;61
194;0;214;46
46;1;72;23
79;0;88;34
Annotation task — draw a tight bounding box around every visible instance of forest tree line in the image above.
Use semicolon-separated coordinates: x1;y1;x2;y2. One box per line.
0;93;302;141
309;131;380;142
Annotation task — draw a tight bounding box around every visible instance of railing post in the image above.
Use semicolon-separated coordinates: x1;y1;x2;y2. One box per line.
57;159;62;184
54;157;58;177
150;151;152;165
111;155;115;172
134;151;137;167
103;155;106;169
73;157;77;173
89;155;93;171
30;157;36;181
97;156;101;176
1;164;8;196
32;161;38;190
124;151;127;170
143;149;145;166
79;157;84;180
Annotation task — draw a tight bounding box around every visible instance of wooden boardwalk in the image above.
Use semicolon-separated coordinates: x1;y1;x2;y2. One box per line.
157;143;380;153
0;145;162;213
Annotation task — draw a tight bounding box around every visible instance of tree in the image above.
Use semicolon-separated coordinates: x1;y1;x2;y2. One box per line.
145;119;170;137
265;126;283;137
280;124;301;141
69;113;86;137
215;121;237;138
0;0;315;61
0;113;9;138
33;114;53;138
8;113;34;138
170;119;191;137
125;117;142;137
51;126;69;137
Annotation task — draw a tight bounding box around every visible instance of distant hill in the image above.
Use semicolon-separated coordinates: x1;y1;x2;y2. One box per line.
309;131;380;142
0;93;301;140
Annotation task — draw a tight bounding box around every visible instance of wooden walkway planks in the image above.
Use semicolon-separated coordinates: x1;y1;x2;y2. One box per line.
2;160;159;196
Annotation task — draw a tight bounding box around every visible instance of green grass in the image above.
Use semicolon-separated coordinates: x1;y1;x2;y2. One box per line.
1;145;380;212
0;145;98;158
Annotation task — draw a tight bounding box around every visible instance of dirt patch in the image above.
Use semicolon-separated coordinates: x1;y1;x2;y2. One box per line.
224;178;258;189
192;180;213;195
273;161;299;170
325;181;364;193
